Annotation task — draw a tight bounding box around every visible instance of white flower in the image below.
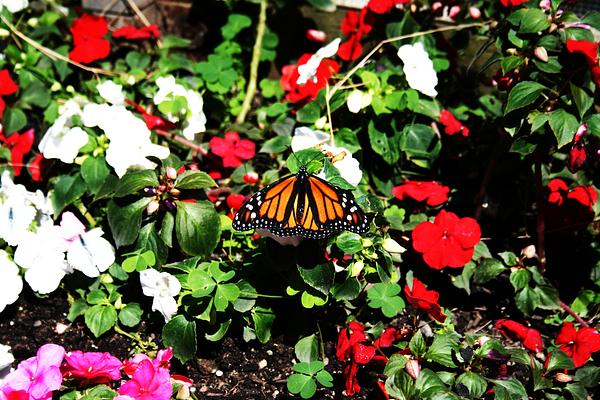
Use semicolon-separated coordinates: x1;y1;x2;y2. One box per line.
14;225;71;294
0;173;37;246
291;127;330;152
346;90;372;113
39;99;89;164
60;212;115;278
153;76;206;140
83;104;170;177
297;38;340;85
321;144;363;187
0;343;14;380
0;0;28;13
97;81;125;105
397;42;438;97
140;269;181;322
0;250;22;314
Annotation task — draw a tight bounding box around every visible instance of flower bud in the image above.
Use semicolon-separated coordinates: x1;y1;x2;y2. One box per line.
555;373;572;383
146;199;160;215
539;0;551;10
534;47;548;62
469;6;481;19
100;274;113;284
170;188;181;197
382;238;406;254
405;359;421;380
449;5;461;19
476;335;490;347
361;238;373;248
522;245;537;259
306;29;326;43
166;166;178;180
163;198;177;211
432;2;442;11
143;187;157;196
114;296;123;310
315;116;328;130
243;171;259;185
574;124;587;143
351;261;364;277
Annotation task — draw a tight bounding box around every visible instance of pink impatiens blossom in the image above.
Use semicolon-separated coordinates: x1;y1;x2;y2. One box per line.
61;351;122;384
118;360;172;400
1;344;65;400
122;348;172;376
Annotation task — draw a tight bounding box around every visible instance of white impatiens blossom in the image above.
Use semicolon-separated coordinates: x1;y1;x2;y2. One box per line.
397;42;438;97
321;144;363;187
14;225;71;294
0;0;28;13
139;269;181;322
297;38;341;85
153;76;207;140
97;80;125;105
38;98;89;163
60;212;115;278
346;90;372;113
0;251;22;314
291;126;330;152
0;343;14;380
82;103;170;177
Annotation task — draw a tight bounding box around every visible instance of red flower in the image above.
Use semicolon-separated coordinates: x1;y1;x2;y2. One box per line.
392;181;449;206
569;145;586;172
69;14;111;64
547;179;597;208
0;128;34;176
336;321;367;361
28;154;47;182
113;24;160;40
439;110;470;137
492;69;521;91
338;8;374;61
495;319;544;352
280;54;339;104
500;0;529;6
126;100;175;131
568;186;597;207
566;40;600;87
62;351;123;384
367;0;408;14
0;69;19;117
555;322;600;368
374;327;405;348
336;321;376;396
404;277;447;322
226;193;245;219
209;132;256;168
412;210;481;269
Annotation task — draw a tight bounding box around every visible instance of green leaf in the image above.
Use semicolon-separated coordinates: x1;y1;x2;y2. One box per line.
161;35;192;49
205;319;231;341
315;370;333;388
118;303;143;327
122;250;156;273
293;360;324;375
331;277;361;301
252;307;275;344
67;299;88;322
300;291;327;308
548;109;579;148
162;315;197;363
367;282;405;318
505;81;546;114
509;269;530;291
491;379;527;400
409;330;427;356
174;170;216;190
575;365;600;387
287;374;317;399
369;121;400;165
399;123;440;168
2;107;27;133
295;334;319;363
214;283;240;312
384;205;405;230
232;280;256;313
335;127;361;153
113;170;158;197
51;175;87;216
136;222;168;265
533;285;560;310
416;369;448;397
221;14;252;40
515;286;539;315
260;135;291;154
570;83;593;118
384;354;407;376
297;102;321;123
519;8;551;33
473;259;506;284
175;201;221;256
298;263;334;296
107;198;152;248
456;371;487;398
545;349;575;372
19;80;50;108
86;289;107;305
336;232;363;254
566;383;588;400
79;385;117;400
84;305;117;337
81;157;110;194
426;334;459;368
451;262;476;294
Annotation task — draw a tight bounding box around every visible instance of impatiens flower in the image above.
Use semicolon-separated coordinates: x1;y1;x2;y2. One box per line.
61;351;122;384
113;24;160;40
500;0;529;6
0;173;39;246
97;81;125;105
336;321;367;361
392;181;450;206
336;321;376;396
566;40;600;87
338;8;374;61
39;98;89;164
404;277;446;322
0;250;22;314
398;42;438;97
0;0;28;13
118;359;172;400
321;144;363;187
0;69;19;117
373;327;405;349
495;319;544;352
568;124;587;172
280;54;339;104
412;210;481;269
27;154;46;182
297;38;340;85
209;131;255;168
60;212;115;278
555;322;600;368
367;0;408;14
153;76;207;140
0;344;14;376
69;14;111;64
291;127;329;152
122;348;172;377
346;90;372;113
547;179;598;208
1;344;65;400
0;129;34;176
439;110;470;136
125;100;175;131
139;269;181;322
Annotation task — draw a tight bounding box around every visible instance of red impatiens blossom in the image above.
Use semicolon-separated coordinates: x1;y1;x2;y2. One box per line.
547;179;598;208
0;128;34;176
566;40;600;87
367;0;408;14
404;277;447;322
336;321;377;396
125;100;175;131
226;193;245;219
492;68;521;91
61;351;123;384
439;110;470;137
338;8;375;61
209;132;256;168
569;124;587;172
336;321;368;361
392;181;450;206
373;327;405;349
0;69;19;116
27;154;46;182
495;319;544;352
280;54;339;104
69;14;111;64
500;0;529;7
555;322;600;368
113;24;160;40
412;210;481;269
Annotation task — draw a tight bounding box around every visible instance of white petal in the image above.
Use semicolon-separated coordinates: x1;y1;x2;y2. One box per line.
291;127;330;152
0;343;15;372
0;0;28;13
316;38;341;59
397;42;438;98
39;126;89;164
59;211;86;241
97;81;125;105
0;250;23;314
139;269;161;297
152;296;178;322
346;90;372;113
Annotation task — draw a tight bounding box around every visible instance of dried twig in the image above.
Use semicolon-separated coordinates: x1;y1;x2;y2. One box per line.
154;128;208;156
560;301;589;328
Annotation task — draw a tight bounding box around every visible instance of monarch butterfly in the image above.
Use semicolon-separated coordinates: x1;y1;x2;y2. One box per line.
232;166;369;239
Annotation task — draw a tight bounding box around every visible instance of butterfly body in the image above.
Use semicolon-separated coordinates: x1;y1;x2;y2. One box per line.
232;166;369;239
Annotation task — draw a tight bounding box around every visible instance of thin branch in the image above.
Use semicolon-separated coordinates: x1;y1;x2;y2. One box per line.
0;15;117;77
154;128;208;156
123;0;162;47
236;0;268;124
325;82;334;146
327;21;490;102
560;301;589;328
534;149;547;274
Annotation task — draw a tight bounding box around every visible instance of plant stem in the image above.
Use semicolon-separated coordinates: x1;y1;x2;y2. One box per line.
474;131;508;219
76;201;97;227
114;324;154;350
236;0;267;124
154;128;208;156
560;301;589;327
534;149;546;274
238;291;286;299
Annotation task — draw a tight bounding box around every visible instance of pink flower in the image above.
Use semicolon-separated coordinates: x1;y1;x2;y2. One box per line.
1;344;65;400
118;360;172;400
62;351;122;384
209;131;256;168
122;348;172;376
